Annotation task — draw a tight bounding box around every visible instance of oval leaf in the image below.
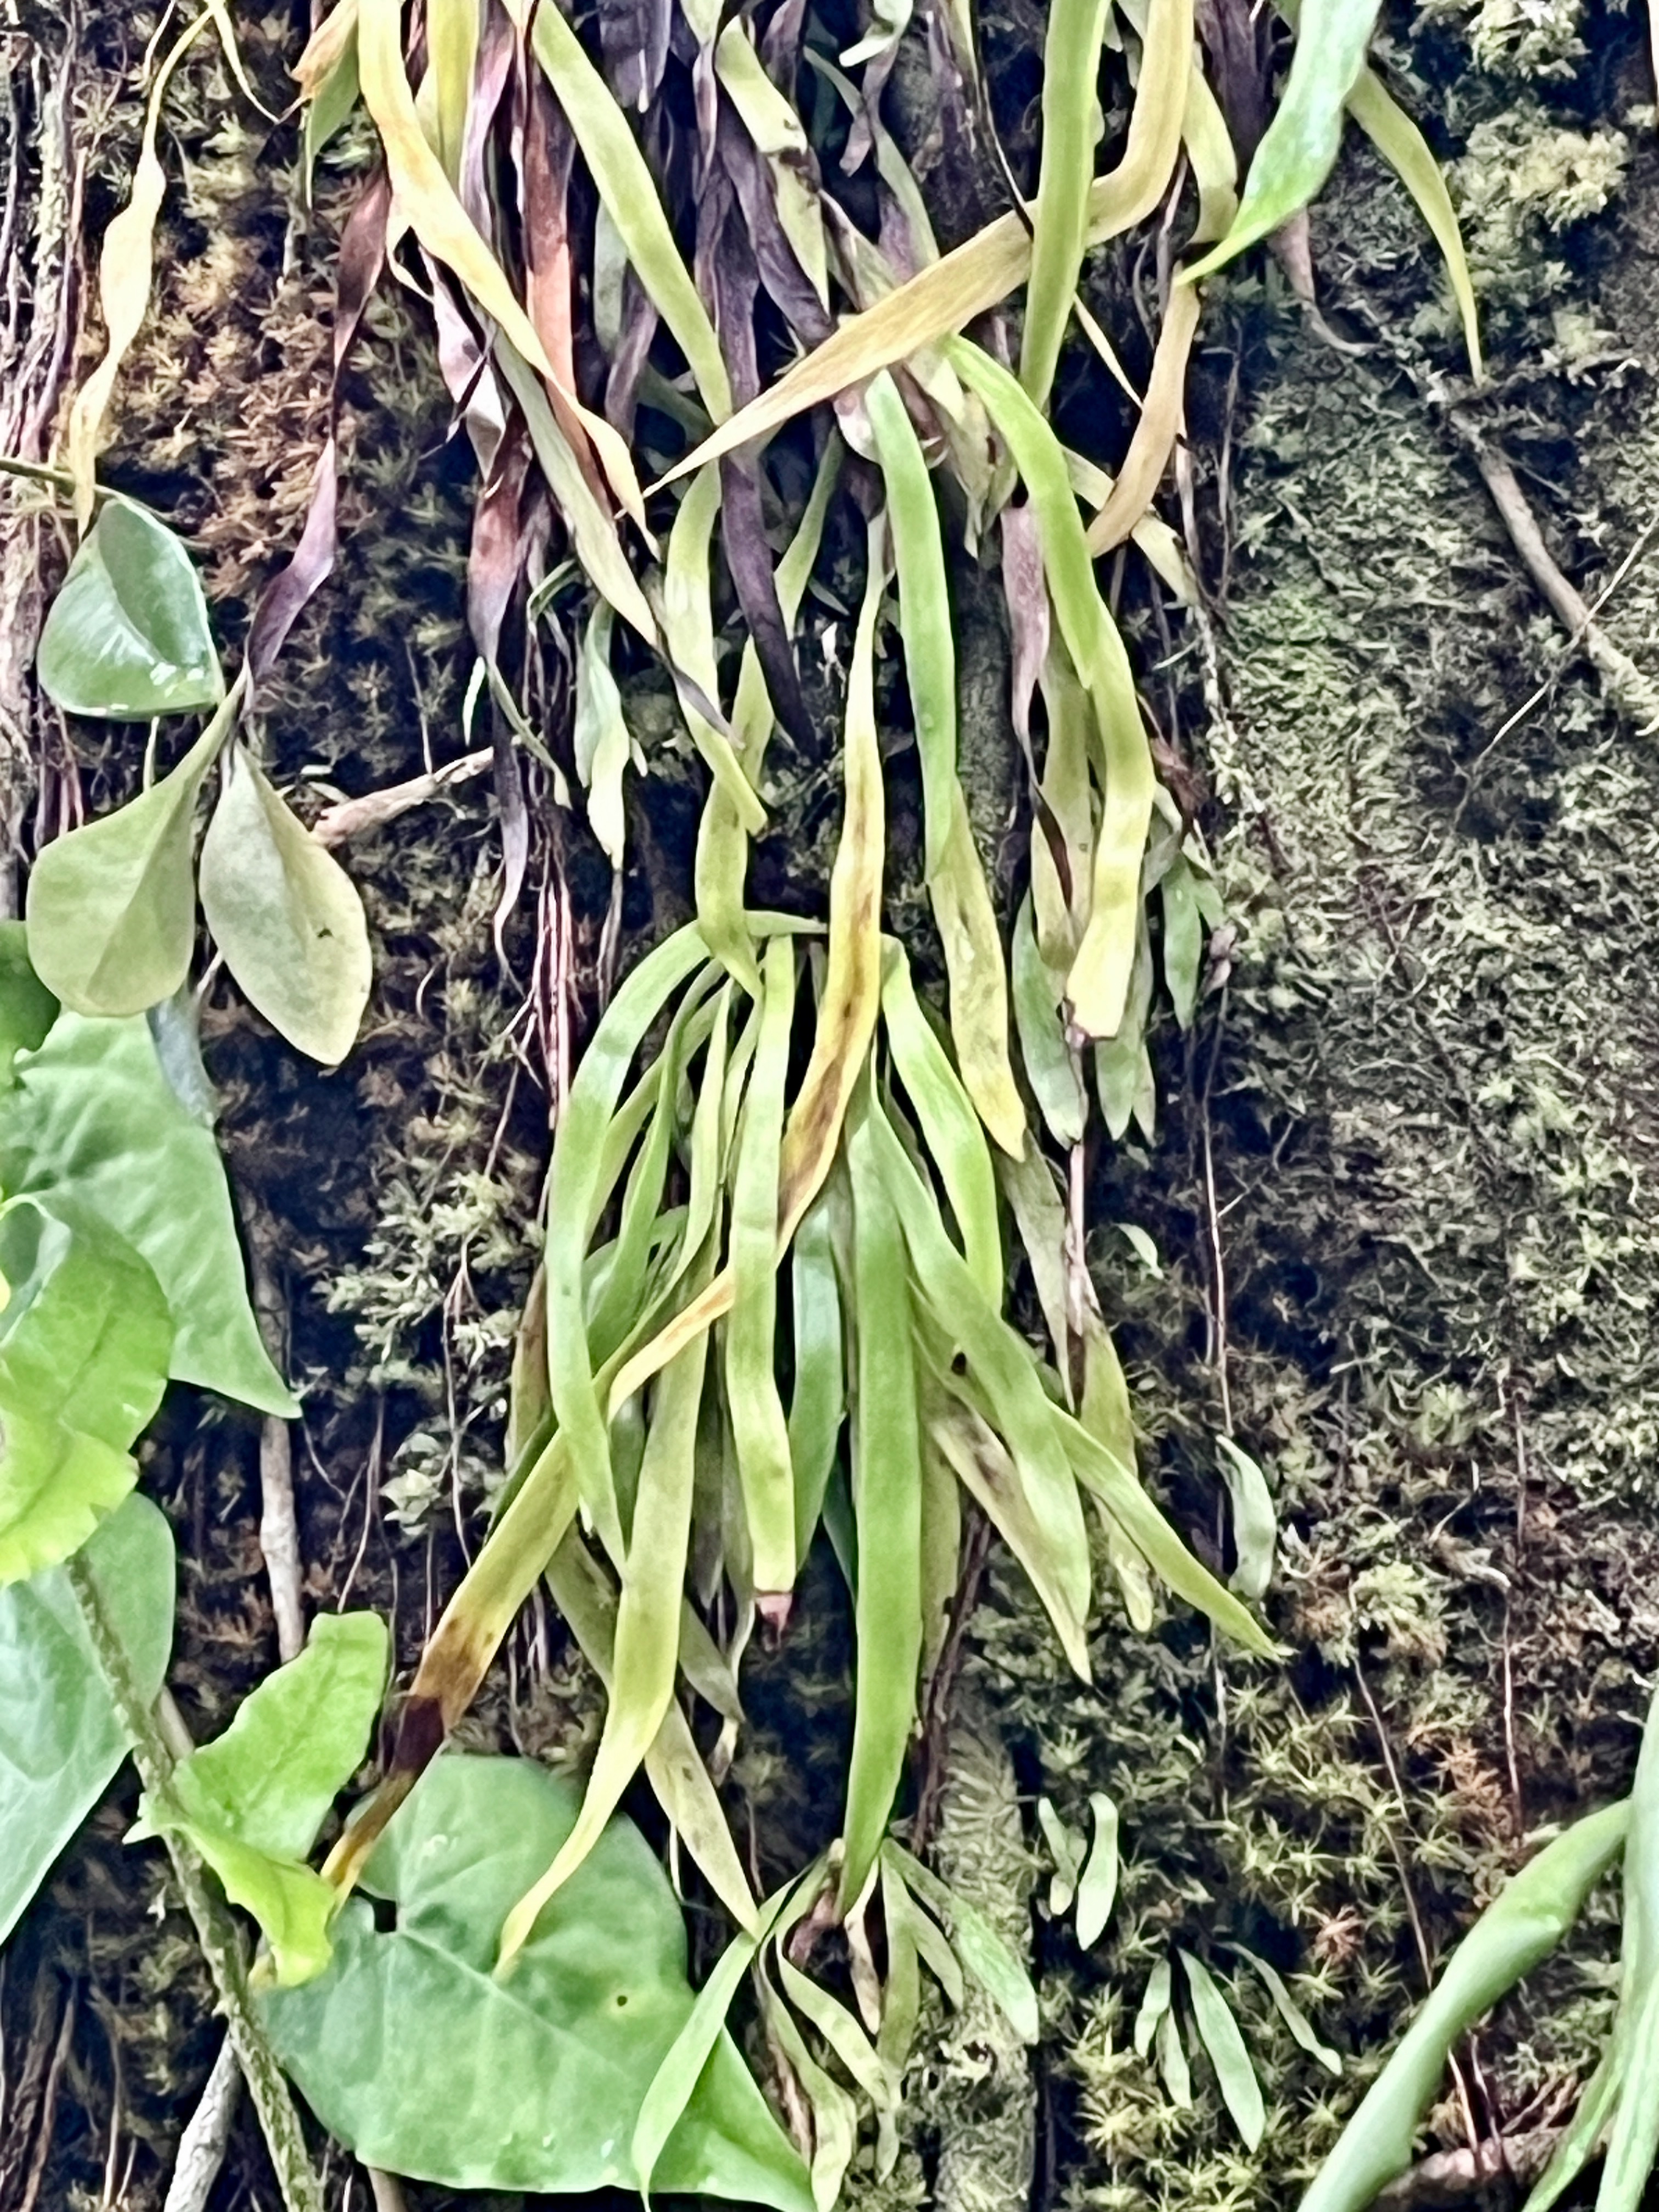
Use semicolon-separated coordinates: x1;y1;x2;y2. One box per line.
25;696;235;1018
259;1756;813;2208
0;1198;173;1583
36;500;221;719
0;1493;174;1945
199;747;371;1065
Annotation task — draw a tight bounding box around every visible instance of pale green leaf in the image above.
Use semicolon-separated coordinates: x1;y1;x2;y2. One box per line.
1076;1792;1119;1946
198;744;372;1065
1180;1950;1266;2148
25;691;237;1018
0;926;58;1090
1215;1435;1277;1602
1186;0;1383;280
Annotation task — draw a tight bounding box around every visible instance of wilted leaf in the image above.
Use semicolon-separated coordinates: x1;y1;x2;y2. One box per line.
198;745;372;1065
0;1198;172;1583
261;1755;813;2207
25;690;237;1019
37;500;221;719
0;1492;174;1944
2;1013;296;1416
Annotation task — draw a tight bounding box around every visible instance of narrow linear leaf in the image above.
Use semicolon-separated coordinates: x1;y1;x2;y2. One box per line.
1300;1802;1632;2212
883;1842;1039;2045
1186;0;1383;280
1076;1792;1120;1946
1232;1948;1342;2078
726;938;799;1598
1019;0;1112;407
498;1324;709;1968
1180;1951;1266;2149
839;1103;924;1913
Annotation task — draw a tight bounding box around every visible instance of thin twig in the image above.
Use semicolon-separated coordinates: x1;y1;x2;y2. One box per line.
162;2032;240;2212
64;1554;325;2212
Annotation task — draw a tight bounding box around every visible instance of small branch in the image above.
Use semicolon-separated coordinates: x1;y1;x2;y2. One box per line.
64;1554;325;2212
312;748;492;849
1449;419;1659;731
161;2035;240;2212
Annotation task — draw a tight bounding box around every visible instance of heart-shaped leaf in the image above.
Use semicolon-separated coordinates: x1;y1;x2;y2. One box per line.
0;1492;174;1944
1;1013;296;1417
138;1612;387;1986
0;926;58;1090
0;1198;173;1583
37;500;221;719
259;1754;814;2209
198;746;371;1065
25;696;235;1018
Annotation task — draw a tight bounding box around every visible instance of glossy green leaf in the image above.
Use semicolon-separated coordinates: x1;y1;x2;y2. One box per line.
259;1755;813;2208
1161;855;1204;1030
0;926;58;1089
1215;1435;1276;1601
1186;0;1383;280
1076;1791;1119;1946
198;746;372;1065
0;1198;172;1582
0;1492;174;1944
1301;1801;1630;2212
1180;1951;1265;2148
25;689;237;1018
2;1012;296;1415
36;499;221;718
